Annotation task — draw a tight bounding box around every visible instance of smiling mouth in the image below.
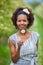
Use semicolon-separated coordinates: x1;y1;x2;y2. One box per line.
20;26;25;28
20;24;25;27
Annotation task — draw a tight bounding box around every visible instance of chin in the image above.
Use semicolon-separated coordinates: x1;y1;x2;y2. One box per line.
18;27;26;30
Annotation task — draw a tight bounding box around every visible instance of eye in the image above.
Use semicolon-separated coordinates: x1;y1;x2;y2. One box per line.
23;20;26;22
17;20;21;22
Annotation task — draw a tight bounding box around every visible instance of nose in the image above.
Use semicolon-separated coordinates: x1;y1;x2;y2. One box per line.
21;21;24;24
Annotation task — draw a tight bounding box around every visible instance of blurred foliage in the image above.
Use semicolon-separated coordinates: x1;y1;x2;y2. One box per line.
28;2;41;9
0;0;43;65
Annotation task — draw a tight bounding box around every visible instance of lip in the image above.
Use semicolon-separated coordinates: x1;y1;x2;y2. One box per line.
19;25;25;28
19;24;25;27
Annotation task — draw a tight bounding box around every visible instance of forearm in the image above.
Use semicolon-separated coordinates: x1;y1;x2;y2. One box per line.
11;47;20;63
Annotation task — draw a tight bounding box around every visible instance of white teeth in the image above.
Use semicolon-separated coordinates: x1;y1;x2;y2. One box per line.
20;29;26;34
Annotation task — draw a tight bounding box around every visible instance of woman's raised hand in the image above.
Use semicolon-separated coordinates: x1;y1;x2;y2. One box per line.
18;41;23;48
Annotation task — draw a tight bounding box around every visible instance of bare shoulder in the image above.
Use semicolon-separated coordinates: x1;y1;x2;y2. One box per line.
8;33;16;47
8;38;16;48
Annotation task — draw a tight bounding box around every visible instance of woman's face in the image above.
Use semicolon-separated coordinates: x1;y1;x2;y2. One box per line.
16;14;29;30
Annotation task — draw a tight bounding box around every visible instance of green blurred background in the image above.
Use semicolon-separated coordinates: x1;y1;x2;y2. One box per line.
0;0;43;65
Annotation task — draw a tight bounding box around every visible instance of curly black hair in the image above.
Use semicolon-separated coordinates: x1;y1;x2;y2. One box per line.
11;7;34;28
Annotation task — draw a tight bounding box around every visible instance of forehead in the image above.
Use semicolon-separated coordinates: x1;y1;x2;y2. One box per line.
17;14;27;20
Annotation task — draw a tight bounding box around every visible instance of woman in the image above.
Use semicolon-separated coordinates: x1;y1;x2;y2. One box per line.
8;7;39;65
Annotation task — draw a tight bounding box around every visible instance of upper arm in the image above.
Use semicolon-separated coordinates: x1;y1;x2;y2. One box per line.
8;39;16;57
36;40;39;49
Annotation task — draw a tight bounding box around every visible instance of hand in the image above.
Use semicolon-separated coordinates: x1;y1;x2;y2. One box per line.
18;41;23;48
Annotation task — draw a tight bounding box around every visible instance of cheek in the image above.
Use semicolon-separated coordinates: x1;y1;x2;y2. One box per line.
16;22;20;26
24;22;29;26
